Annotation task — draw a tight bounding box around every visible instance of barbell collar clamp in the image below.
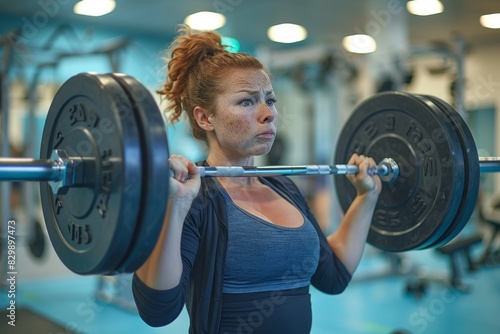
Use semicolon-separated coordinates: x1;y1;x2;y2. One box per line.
377;158;399;183
48;149;86;195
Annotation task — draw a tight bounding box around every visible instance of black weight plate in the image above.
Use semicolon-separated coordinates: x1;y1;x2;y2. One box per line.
40;73;142;275
108;73;169;273
334;91;464;252
420;95;480;248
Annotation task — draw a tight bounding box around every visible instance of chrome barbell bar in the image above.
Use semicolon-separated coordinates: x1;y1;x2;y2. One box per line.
1;150;500;194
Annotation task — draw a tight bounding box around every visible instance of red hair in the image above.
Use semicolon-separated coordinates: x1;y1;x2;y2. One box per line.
158;25;266;142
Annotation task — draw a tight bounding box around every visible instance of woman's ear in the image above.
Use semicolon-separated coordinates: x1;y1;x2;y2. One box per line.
193;106;214;131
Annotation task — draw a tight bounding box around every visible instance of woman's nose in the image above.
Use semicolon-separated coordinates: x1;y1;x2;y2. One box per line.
259;104;276;123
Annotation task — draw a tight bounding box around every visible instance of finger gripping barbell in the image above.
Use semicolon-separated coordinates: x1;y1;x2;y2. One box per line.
0;72;497;275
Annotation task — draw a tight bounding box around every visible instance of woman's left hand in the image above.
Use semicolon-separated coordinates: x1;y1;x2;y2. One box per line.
346;153;382;197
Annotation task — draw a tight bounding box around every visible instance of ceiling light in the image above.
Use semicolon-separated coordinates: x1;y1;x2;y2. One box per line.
74;0;116;17
267;23;307;43
406;0;444;16
480;13;500;29
184;11;226;30
342;34;377;54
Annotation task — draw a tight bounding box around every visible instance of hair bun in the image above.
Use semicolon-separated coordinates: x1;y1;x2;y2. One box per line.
201;46;223;61
205;47;216;56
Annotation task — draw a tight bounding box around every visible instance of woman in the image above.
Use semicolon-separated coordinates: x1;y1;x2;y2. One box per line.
133;25;382;333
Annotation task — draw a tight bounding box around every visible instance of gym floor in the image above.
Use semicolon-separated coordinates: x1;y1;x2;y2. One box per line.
1;220;499;334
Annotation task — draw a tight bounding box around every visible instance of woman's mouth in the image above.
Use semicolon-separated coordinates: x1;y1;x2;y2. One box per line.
257;131;275;139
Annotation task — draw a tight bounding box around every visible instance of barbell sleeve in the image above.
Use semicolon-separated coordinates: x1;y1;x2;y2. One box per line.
0;158;62;182
479;157;500;173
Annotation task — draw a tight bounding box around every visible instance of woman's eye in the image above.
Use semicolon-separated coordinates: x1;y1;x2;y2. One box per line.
266;98;277;106
241;99;253;106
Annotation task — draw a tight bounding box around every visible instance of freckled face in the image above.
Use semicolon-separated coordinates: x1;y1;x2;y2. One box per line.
208;68;278;159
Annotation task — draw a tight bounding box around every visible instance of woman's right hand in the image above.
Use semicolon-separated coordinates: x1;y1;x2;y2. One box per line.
168;155;201;208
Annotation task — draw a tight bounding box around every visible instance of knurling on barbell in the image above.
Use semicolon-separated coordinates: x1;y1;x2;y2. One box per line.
0;72;495;275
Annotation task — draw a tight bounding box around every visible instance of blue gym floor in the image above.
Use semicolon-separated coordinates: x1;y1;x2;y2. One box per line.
1;244;499;334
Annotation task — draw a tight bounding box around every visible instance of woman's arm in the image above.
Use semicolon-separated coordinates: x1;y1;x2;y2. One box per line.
132;198;202;327
135;157;201;290
326;154;381;275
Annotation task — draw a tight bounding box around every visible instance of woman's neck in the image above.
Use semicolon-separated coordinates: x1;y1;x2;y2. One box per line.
205;152;255;169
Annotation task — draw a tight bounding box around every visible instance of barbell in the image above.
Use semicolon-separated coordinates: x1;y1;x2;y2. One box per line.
0;72;498;275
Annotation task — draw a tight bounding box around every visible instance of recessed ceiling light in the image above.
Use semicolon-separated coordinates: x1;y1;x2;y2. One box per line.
342;34;377;54
184;11;226;30
267;23;307;43
406;0;444;16
74;0;116;17
480;13;500;29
